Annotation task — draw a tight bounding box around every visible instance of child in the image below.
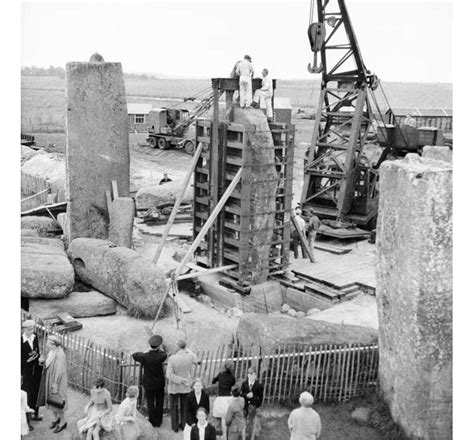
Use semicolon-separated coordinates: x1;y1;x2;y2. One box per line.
115;386;140;440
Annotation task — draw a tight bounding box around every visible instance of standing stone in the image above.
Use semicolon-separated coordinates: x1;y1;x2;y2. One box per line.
376;154;452;440
66;56;129;243
233;108;278;284
109;197;135;248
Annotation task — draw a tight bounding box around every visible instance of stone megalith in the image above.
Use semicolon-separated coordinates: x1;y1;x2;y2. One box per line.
233;108;278;284
21;236;75;298
376;154;452;440
67;238;166;318
109;197;135;248
422;145;452;163
65;57;129;243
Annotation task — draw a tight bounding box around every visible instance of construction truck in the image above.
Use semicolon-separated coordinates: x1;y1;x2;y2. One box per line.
146;92;215;155
301;0;446;231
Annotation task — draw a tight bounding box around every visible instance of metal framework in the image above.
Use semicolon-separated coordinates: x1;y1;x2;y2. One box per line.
301;0;381;226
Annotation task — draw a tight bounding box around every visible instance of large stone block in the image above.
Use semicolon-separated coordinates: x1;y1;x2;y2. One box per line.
21;216;59;236
67;238;166;318
376;154;452;439
29;290;117;319
233;108;278;284
422;145;452;163
236;313;378;351
135;181;194;210
109;197;135;248
66;59;129;243
21;236;75;298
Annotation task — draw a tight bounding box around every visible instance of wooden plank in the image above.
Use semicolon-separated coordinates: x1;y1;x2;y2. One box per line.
314;242;352;255
111;180;119;199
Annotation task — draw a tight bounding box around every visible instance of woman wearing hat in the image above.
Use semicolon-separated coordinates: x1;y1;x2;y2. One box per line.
21;319;43;430
287;391;321;439
132;334;167;427
36;334;68;433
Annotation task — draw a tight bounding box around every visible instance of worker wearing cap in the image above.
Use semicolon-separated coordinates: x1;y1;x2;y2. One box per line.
307;208;321;261
166;340;199;432
21;319;43;430
132;334;167;427
252;68;273;120
235;55;254;108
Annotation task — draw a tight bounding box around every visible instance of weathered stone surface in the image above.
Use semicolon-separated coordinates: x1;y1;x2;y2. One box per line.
109;197;135;248
249;281;282;312
57;212;67;232
376;154;452;440
67;238;166;318
422;145;452;163
21;216;58;236
233;108;278;284
21;145;43;164
236;313;378;350
21;229;39;237
66;60;129;243
29;290;117;319
21;236;75;298
135;181;194;210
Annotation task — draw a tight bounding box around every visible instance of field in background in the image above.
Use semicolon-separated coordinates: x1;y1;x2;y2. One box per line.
21;76;453;133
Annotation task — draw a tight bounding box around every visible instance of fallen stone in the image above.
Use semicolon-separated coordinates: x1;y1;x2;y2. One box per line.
21;236;75;298
236;313;378;350
21;216;59;236
296;311;306;318
66;59;129;243
351;407;371;425
109;197;135;248
21;229;39;237
376;154;452;440
281;304;290;313
287;308;298;317
67;238;167;318
306;308;321;315
135;181;194;210
422;145;452;163
29;290;117;319
249;281;282;313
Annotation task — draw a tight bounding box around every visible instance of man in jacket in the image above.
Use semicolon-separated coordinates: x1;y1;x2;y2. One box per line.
132;334;167;427
241;367;264;439
235;55;254;108
166;339;199;432
21;319;43;430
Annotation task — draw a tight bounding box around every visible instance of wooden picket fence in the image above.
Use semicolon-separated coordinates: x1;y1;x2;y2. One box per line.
21;311;378;413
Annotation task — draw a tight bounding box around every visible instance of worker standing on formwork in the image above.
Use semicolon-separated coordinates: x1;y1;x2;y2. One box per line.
236;55;254;108
252;68;273;121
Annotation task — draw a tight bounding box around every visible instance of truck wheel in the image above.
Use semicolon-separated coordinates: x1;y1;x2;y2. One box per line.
157;138;169;150
149;137;158;148
184;140;195;155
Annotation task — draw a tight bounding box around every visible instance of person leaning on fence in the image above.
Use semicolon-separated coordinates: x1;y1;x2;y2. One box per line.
132;334;167;428
183;378;210;440
77;377;114;440
166;339;200;432
287;391;321;440
241;367;264;440
21;319;43;430
190;407;217;440
225;386;246;440
211;360;236;439
115;385;141;440
36;334;68;433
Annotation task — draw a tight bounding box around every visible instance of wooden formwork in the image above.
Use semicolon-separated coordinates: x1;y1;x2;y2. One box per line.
193;119;295;291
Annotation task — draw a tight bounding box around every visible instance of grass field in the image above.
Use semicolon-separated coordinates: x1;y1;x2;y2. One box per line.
21;76;452;133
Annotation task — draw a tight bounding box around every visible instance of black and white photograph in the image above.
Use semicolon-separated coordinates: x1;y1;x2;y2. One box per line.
3;0;464;438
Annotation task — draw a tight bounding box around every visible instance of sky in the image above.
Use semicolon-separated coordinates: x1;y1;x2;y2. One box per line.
20;0;452;83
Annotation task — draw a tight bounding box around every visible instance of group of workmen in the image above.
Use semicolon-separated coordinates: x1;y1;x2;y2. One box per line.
231;55;273;121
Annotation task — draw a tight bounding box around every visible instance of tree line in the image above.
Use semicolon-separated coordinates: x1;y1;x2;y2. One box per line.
21;65;158;80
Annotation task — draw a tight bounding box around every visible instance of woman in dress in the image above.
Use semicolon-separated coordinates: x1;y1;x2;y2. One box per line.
190;407;216;440
36;334;68;433
211;361;236;439
115;385;140;440
287;391;322;440
183;378;210;440
77;377;114;440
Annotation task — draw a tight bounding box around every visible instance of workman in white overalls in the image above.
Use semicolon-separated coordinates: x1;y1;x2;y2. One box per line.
252;68;273;120
235;55;254;108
